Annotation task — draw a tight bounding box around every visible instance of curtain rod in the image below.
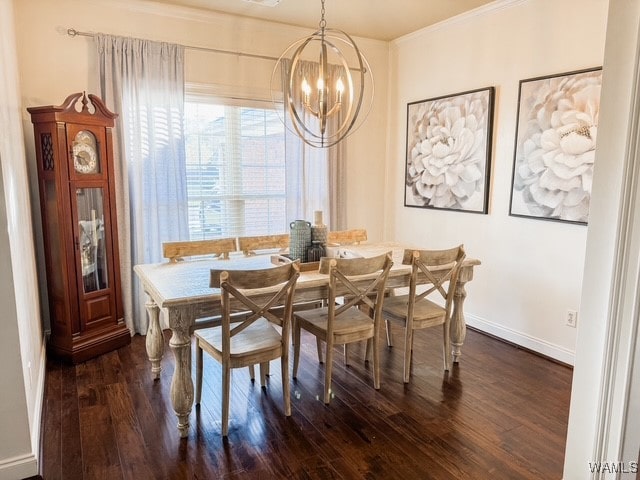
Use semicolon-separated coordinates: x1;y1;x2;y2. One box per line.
66;28;280;62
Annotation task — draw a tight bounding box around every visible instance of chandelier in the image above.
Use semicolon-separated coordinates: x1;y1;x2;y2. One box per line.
271;0;374;148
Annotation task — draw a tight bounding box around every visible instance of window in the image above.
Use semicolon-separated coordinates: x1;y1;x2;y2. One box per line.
184;100;287;240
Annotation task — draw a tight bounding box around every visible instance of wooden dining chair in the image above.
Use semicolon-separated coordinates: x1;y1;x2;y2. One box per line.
292;252;393;404
382;245;466;383
162;238;237;262
237;234;289;256
194;262;300;436
327;228;367;245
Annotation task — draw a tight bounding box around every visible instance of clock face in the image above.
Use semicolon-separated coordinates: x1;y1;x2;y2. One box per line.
72;130;100;174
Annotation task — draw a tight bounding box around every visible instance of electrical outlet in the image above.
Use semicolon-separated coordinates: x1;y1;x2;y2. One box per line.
566;309;578;327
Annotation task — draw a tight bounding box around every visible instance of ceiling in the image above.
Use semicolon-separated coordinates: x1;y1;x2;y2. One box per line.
148;0;496;41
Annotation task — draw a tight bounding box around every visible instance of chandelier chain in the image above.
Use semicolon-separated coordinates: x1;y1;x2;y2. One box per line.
319;0;326;32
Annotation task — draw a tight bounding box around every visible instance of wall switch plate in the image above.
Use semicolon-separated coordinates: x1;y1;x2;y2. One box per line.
566;309;578;327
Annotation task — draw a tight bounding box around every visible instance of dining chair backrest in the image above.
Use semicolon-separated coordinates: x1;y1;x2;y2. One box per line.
327;228;368;245
237;234;290;256
320;252;393;328
402;245;466;319
210;262;300;350
163;238;236;262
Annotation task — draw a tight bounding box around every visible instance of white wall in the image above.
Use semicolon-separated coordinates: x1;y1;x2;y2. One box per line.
387;0;609;363
0;0;45;477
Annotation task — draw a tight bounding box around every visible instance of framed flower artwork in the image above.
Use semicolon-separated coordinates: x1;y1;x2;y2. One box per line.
404;86;494;214
509;67;602;225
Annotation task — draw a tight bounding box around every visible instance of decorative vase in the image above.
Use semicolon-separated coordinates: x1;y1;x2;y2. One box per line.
289;219;311;262
306;241;326;263
311;210;328;245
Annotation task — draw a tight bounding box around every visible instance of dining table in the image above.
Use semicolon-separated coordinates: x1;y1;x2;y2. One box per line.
134;241;481;437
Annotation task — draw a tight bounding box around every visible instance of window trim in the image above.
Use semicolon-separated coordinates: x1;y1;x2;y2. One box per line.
186;82;282;108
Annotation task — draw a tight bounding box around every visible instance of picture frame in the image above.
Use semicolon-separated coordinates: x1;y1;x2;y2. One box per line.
509;67;602;225
404;86;494;214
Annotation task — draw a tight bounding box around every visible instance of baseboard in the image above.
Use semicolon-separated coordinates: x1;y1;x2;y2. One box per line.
0;453;38;480
466;313;576;366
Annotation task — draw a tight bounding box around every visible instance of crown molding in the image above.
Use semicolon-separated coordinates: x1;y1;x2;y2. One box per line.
243;0;281;6
393;0;528;45
86;0;312;37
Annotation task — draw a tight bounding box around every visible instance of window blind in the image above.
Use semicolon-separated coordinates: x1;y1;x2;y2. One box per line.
184;100;287;240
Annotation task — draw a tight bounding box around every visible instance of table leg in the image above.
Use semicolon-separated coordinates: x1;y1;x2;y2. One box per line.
450;266;474;364
169;309;194;438
145;296;164;380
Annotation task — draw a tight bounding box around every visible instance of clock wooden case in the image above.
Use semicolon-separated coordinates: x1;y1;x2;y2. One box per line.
28;92;130;363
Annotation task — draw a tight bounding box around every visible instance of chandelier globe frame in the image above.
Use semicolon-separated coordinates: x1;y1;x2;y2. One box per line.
271;1;374;148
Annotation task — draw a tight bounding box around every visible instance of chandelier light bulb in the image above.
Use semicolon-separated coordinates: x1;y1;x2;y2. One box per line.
336;77;344;103
302;78;311;95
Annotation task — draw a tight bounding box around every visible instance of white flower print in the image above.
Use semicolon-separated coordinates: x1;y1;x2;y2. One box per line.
512;70;602;223
405;89;491;211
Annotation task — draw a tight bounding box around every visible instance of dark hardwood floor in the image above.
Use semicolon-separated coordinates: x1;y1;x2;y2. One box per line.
40;325;572;479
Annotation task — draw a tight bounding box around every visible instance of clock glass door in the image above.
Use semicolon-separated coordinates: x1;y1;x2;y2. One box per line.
76;187;109;293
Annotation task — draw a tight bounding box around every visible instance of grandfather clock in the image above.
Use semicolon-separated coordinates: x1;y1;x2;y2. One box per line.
28;92;130;363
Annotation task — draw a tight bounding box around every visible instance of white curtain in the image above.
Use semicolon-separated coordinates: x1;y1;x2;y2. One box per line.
95;34;189;335
281;59;346;230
